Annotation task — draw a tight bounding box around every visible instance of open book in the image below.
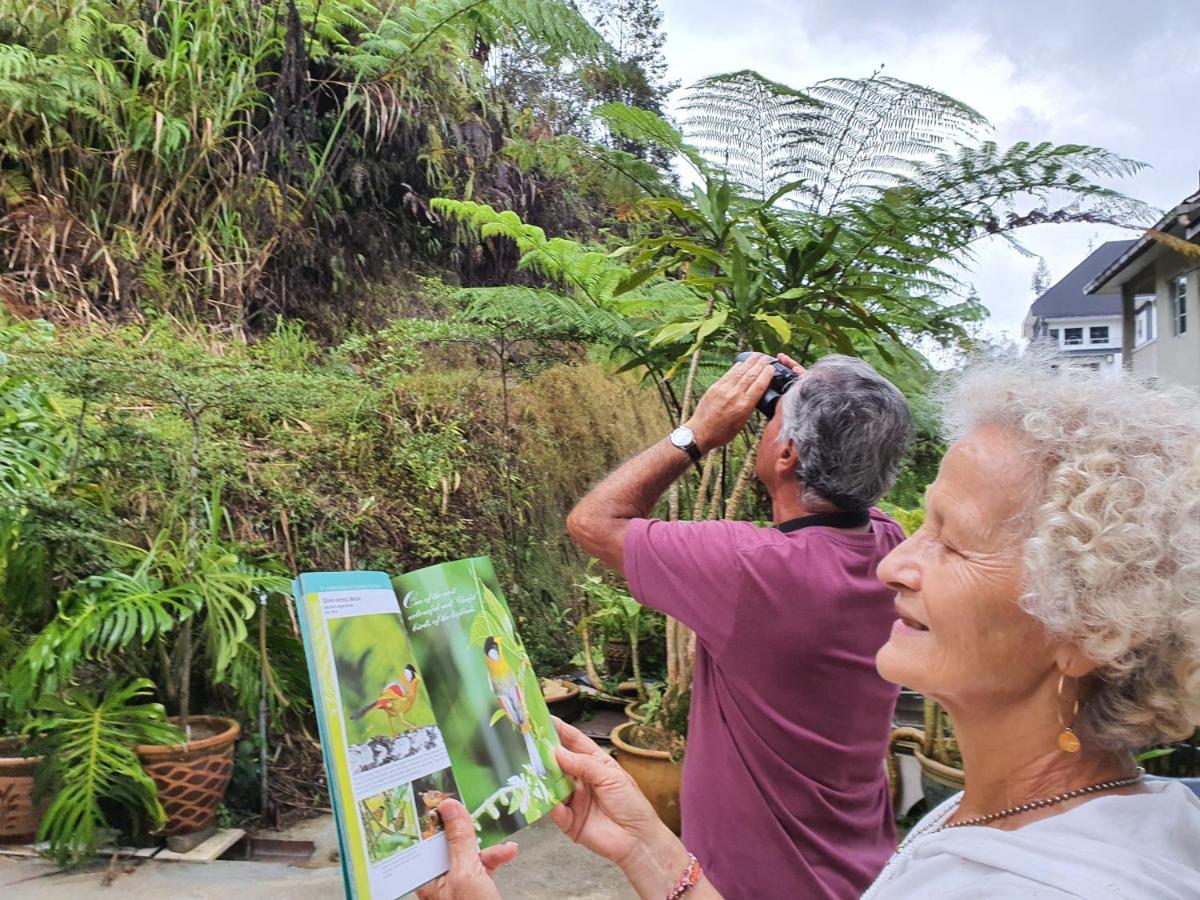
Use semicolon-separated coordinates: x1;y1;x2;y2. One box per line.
294;557;573;899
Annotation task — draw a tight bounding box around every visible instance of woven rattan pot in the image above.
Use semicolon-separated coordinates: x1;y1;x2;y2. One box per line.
136;716;239;837
0;738;43;844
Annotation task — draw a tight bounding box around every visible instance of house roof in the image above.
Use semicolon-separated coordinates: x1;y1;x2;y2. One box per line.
1086;188;1200;294
1028;240;1135;319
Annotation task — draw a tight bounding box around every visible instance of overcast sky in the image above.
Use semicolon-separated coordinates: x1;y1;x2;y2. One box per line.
657;0;1200;342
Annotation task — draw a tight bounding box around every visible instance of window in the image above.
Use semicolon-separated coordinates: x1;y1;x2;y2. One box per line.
1173;276;1188;336
1049;328;1060;341
1089;326;1109;345
1063;327;1084;346
1135;299;1155;347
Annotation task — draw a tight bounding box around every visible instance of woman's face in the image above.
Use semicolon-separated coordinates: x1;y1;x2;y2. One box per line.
875;425;1055;706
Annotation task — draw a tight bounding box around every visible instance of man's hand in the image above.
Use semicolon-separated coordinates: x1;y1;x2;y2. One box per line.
776;352;805;376
686;353;776;452
414;800;518;900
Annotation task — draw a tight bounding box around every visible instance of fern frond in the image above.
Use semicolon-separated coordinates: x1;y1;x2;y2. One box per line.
594;102;705;174
680;70;822;198
681;70;989;211
457;286;635;346
357;0;607;74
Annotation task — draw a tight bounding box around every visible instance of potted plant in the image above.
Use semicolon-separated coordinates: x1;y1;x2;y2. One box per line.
11;504;288;843
574;578;686;833
0;736;41;844
24;679;183;862
611;684;688;834
540;678;582;723
889;699;964;812
575;574;660;701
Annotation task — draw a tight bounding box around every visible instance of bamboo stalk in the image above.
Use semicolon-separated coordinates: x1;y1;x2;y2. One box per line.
691;451;717;520
723;433;762;520
706;456;724;520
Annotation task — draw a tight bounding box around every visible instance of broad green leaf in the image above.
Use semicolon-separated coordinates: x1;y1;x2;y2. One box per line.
649;320;702;348
755;313;791;344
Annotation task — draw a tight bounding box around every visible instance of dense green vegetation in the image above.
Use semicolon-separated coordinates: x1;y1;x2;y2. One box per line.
0;0;1150;857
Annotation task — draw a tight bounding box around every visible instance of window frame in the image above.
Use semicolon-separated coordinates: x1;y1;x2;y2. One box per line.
1063;327;1084;346
1172;275;1187;337
1088;326;1109;345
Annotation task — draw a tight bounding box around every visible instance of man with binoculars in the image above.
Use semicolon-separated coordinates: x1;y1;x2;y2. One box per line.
567;351;913;900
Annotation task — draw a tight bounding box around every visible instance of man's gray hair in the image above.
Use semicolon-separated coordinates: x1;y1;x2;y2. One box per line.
779;355;913;511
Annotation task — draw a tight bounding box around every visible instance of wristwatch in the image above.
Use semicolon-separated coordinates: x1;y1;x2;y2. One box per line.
668;425;702;463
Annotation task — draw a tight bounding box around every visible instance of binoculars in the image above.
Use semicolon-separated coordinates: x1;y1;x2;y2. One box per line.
734;352;798;418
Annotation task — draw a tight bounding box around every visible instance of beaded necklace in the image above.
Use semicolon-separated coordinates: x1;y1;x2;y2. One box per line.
937;767;1145;831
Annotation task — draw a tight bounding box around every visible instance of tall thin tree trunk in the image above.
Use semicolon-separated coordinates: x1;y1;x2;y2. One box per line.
691;451;718;521
706;456;725;520
179;405;202;737
724;433;762;521
666;298;716;694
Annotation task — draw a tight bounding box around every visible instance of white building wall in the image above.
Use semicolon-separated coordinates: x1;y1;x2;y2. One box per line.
1039;314;1124;379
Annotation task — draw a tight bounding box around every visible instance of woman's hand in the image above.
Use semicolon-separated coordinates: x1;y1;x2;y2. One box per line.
550;718;671;866
551;718;712;899
414;800;518;900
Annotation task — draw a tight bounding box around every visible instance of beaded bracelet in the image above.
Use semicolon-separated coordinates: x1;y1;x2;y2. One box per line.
667;852;702;900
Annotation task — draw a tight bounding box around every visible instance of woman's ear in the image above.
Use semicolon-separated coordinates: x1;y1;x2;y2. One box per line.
1054;644;1099;679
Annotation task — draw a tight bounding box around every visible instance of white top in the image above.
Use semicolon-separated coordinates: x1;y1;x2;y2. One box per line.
863;780;1200;899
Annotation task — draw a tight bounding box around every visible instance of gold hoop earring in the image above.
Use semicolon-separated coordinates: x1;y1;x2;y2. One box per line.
1057;674;1081;753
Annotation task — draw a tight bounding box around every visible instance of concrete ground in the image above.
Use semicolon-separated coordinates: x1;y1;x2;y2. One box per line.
0;814;636;900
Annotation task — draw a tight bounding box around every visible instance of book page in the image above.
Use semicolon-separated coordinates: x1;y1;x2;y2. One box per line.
394;557;573;851
295;572;458;899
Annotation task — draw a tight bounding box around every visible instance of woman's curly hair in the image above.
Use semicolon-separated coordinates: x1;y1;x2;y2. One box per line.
940;353;1200;752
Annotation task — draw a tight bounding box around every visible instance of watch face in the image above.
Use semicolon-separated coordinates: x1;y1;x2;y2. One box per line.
670;426;694;448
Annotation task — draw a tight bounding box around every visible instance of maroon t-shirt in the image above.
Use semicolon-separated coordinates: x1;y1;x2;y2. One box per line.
624;510;904;900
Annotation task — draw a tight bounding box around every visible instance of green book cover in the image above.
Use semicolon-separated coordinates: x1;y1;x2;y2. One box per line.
293;558;572;900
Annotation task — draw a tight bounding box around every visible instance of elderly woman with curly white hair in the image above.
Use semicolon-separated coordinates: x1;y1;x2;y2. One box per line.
419;355;1200;900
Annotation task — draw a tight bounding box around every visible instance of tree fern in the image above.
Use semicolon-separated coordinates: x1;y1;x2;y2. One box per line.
355;0;608;74
679;70;822;198
433;198;625;305
458;285;635;347
594;101;705;175
680;70;988;211
26;678;182;863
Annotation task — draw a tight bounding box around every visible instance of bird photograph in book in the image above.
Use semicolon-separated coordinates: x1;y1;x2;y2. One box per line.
328;612;445;775
358;784;420;863
394;557;572;849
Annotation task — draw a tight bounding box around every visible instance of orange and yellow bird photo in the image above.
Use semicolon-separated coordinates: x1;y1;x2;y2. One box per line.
483;635;546;777
419;789;455;839
351;663;421;737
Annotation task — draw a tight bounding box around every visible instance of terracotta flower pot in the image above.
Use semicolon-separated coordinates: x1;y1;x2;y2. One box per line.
541;679;583;723
610;721;682;835
0;738;43;844
135;716;240;837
